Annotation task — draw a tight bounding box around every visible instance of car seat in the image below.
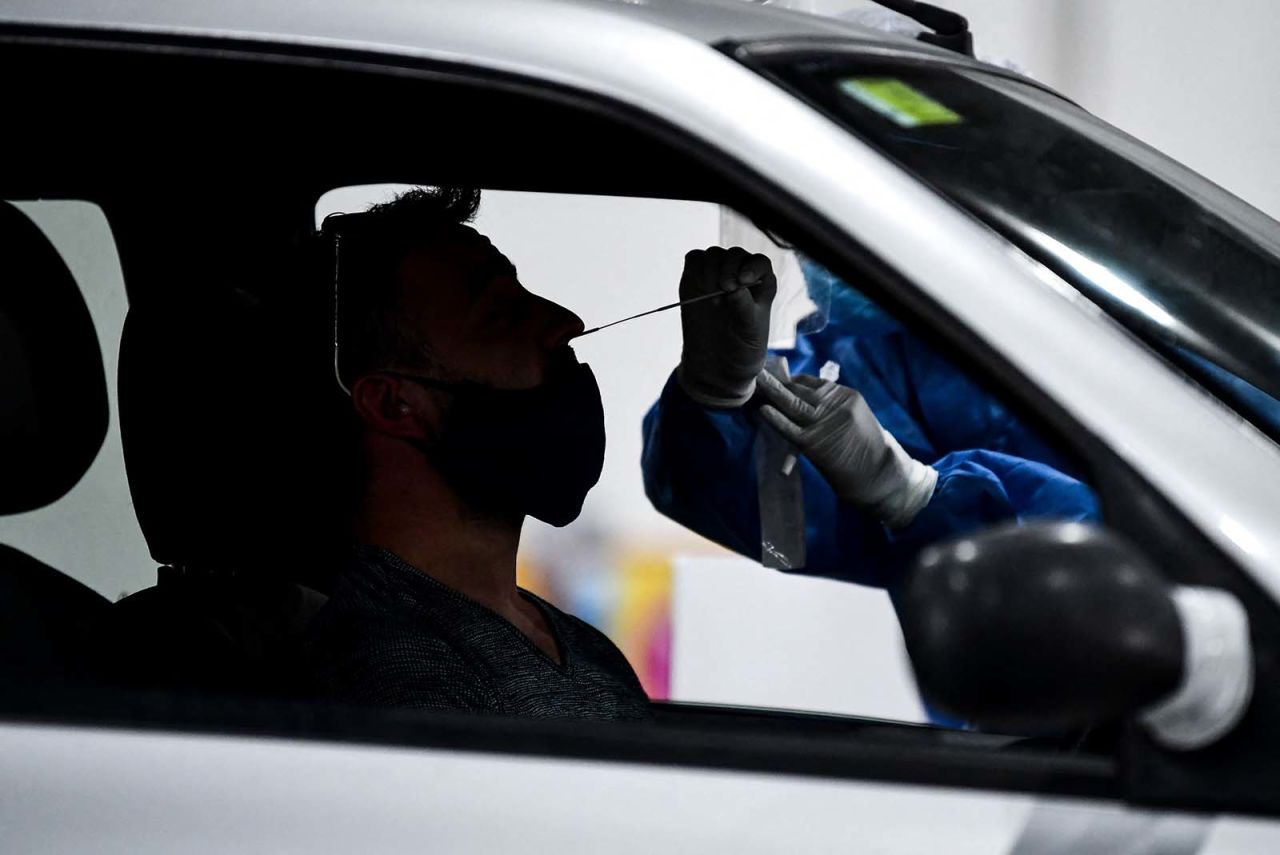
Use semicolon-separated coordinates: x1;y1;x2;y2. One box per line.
0;201;112;686
101;274;346;697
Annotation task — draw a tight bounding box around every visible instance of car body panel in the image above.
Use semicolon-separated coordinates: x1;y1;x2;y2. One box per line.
0;723;1031;854
3;2;1280;846
0;0;917;49
4;722;1280;854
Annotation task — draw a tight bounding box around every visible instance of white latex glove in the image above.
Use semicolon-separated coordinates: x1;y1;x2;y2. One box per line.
757;371;938;528
677;246;778;408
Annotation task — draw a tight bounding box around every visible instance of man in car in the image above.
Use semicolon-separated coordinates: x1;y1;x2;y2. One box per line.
642;248;1100;594
305;187;650;721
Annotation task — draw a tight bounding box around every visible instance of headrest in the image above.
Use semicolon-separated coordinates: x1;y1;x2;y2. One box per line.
0;202;108;514
118;283;349;589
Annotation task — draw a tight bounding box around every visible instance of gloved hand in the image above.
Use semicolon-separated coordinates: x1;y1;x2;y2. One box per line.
677;246;778;408
757;371;938;528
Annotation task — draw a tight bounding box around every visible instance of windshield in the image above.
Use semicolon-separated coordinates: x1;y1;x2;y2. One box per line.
755;57;1280;438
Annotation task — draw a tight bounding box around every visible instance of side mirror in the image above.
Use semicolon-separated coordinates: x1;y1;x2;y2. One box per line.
900;522;1253;748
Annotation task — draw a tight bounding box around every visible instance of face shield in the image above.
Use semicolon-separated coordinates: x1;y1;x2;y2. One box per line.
719;207;830;349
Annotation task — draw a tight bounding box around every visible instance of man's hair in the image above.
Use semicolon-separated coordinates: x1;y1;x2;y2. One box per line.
333;186;482;386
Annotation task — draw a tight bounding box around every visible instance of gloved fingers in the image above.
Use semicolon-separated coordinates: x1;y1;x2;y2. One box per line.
717;246;751;294
787;375;826;396
716;247;769;324
790;374;828;389
681;246;739;300
790;374;853;408
679;248;712;300
757;369;821;425
777;375;828;407
757;268;778;304
680;246;775;310
739;254;779;304
738;253;769;285
758;404;806;444
737;248;773;285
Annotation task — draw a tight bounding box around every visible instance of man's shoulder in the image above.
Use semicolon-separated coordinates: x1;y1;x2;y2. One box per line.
322;547;478;626
307;595;471;667
305;596;500;711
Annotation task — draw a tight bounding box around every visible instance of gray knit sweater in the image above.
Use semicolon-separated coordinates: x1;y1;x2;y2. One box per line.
306;546;651;721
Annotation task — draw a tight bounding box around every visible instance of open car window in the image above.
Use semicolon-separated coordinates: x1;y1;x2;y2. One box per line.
316;185;937;720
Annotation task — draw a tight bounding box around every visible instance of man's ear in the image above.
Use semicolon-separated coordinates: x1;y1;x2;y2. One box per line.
349;375;440;441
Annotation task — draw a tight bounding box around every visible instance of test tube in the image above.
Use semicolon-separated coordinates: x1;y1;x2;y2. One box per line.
781;360;841;476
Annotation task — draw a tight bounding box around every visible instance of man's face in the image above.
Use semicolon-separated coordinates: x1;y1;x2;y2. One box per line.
394;226;584;389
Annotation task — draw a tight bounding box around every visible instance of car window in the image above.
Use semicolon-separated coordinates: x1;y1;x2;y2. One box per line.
0;187;1095;729
317;186;933;719
0;201;150;599
316;180;1111;724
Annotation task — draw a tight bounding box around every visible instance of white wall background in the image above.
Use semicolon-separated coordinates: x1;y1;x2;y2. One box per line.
673;557;924;719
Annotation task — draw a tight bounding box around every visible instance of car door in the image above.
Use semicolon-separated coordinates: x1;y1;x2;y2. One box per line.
1;19;1279;854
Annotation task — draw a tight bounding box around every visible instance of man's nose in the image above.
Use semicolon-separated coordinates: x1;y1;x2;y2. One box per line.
540;299;585;350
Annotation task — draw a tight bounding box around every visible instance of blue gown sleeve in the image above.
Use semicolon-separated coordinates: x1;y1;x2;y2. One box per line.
642;372;1100;591
642;370;764;560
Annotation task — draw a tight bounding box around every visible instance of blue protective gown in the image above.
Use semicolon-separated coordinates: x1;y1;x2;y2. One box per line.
641;266;1101;594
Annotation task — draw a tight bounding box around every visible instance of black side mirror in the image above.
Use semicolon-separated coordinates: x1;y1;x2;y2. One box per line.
900;522;1186;734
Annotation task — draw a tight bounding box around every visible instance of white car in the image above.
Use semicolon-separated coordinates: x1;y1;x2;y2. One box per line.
2;0;1278;852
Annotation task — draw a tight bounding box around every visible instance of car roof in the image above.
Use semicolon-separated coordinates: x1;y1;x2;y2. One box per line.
0;0;950;62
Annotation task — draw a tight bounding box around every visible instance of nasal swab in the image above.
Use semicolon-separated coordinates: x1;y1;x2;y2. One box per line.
574;278;762;339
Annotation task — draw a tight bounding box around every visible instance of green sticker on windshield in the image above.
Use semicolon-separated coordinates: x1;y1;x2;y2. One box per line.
839;77;963;128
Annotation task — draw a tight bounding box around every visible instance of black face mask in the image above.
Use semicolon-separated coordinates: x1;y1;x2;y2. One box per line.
391;360;606;527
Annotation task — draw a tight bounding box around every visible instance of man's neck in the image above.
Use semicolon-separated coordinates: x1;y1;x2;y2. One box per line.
352;439;564;664
353;446;524;614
